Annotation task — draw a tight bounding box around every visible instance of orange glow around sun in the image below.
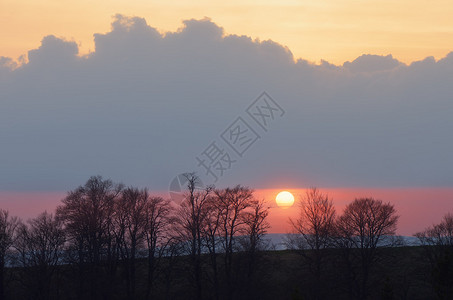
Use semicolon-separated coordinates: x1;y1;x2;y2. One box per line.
275;191;295;208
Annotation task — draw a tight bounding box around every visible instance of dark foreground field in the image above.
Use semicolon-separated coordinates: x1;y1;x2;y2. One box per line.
4;245;451;300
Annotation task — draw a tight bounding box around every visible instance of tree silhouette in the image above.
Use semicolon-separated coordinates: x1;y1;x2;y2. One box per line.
14;212;65;300
114;187;148;300
416;213;453;299
56;175;123;300
336;197;399;300
287;188;336;299
174;173;212;300
143;195;172;299
241;198;270;299
0;210;18;300
0;175;434;300
202;194;223;300
214;185;255;300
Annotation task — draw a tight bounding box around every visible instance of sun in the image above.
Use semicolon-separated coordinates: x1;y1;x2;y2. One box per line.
275;191;295;208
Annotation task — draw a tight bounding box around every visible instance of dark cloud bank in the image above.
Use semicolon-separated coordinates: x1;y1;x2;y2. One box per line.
1;15;452;191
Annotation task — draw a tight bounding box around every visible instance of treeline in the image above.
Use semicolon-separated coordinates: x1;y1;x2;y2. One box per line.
0;174;270;300
0;175;452;300
286;189;453;300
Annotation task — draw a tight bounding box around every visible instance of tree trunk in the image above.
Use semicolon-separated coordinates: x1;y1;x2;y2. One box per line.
0;257;5;300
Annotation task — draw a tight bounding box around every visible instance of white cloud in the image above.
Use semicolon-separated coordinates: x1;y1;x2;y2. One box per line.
0;15;452;190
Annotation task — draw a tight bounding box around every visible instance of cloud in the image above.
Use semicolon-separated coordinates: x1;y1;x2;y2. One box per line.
27;35;79;66
343;54;402;73
0;14;452;191
0;57;17;70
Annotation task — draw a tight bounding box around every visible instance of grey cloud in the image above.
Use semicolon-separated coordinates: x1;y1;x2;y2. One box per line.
0;15;452;191
343;54;402;73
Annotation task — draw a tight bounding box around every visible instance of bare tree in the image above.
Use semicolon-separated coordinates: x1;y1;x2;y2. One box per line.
241;198;270;296
416;213;453;248
14;212;65;300
56;175;123;300
214;185;255;300
336;197;399;300
0;210;18;300
242;198;270;256
415;213;453;299
175;173;212;300
201;195;223;300
143;196;172;299
114;187;149;300
287;188;336;299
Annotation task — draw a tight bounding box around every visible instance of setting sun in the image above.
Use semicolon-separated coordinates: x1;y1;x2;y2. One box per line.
275;191;295;208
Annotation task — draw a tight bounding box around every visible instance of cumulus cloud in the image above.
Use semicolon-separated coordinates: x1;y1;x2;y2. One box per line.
343;54;402;73
0;15;452;191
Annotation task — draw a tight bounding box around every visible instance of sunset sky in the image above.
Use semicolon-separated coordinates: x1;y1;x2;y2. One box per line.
3;0;453;64
1;0;453;234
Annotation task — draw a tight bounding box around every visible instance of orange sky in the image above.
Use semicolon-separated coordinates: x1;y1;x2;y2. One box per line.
1;0;453;236
2;188;452;236
2;0;453;64
257;188;453;236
